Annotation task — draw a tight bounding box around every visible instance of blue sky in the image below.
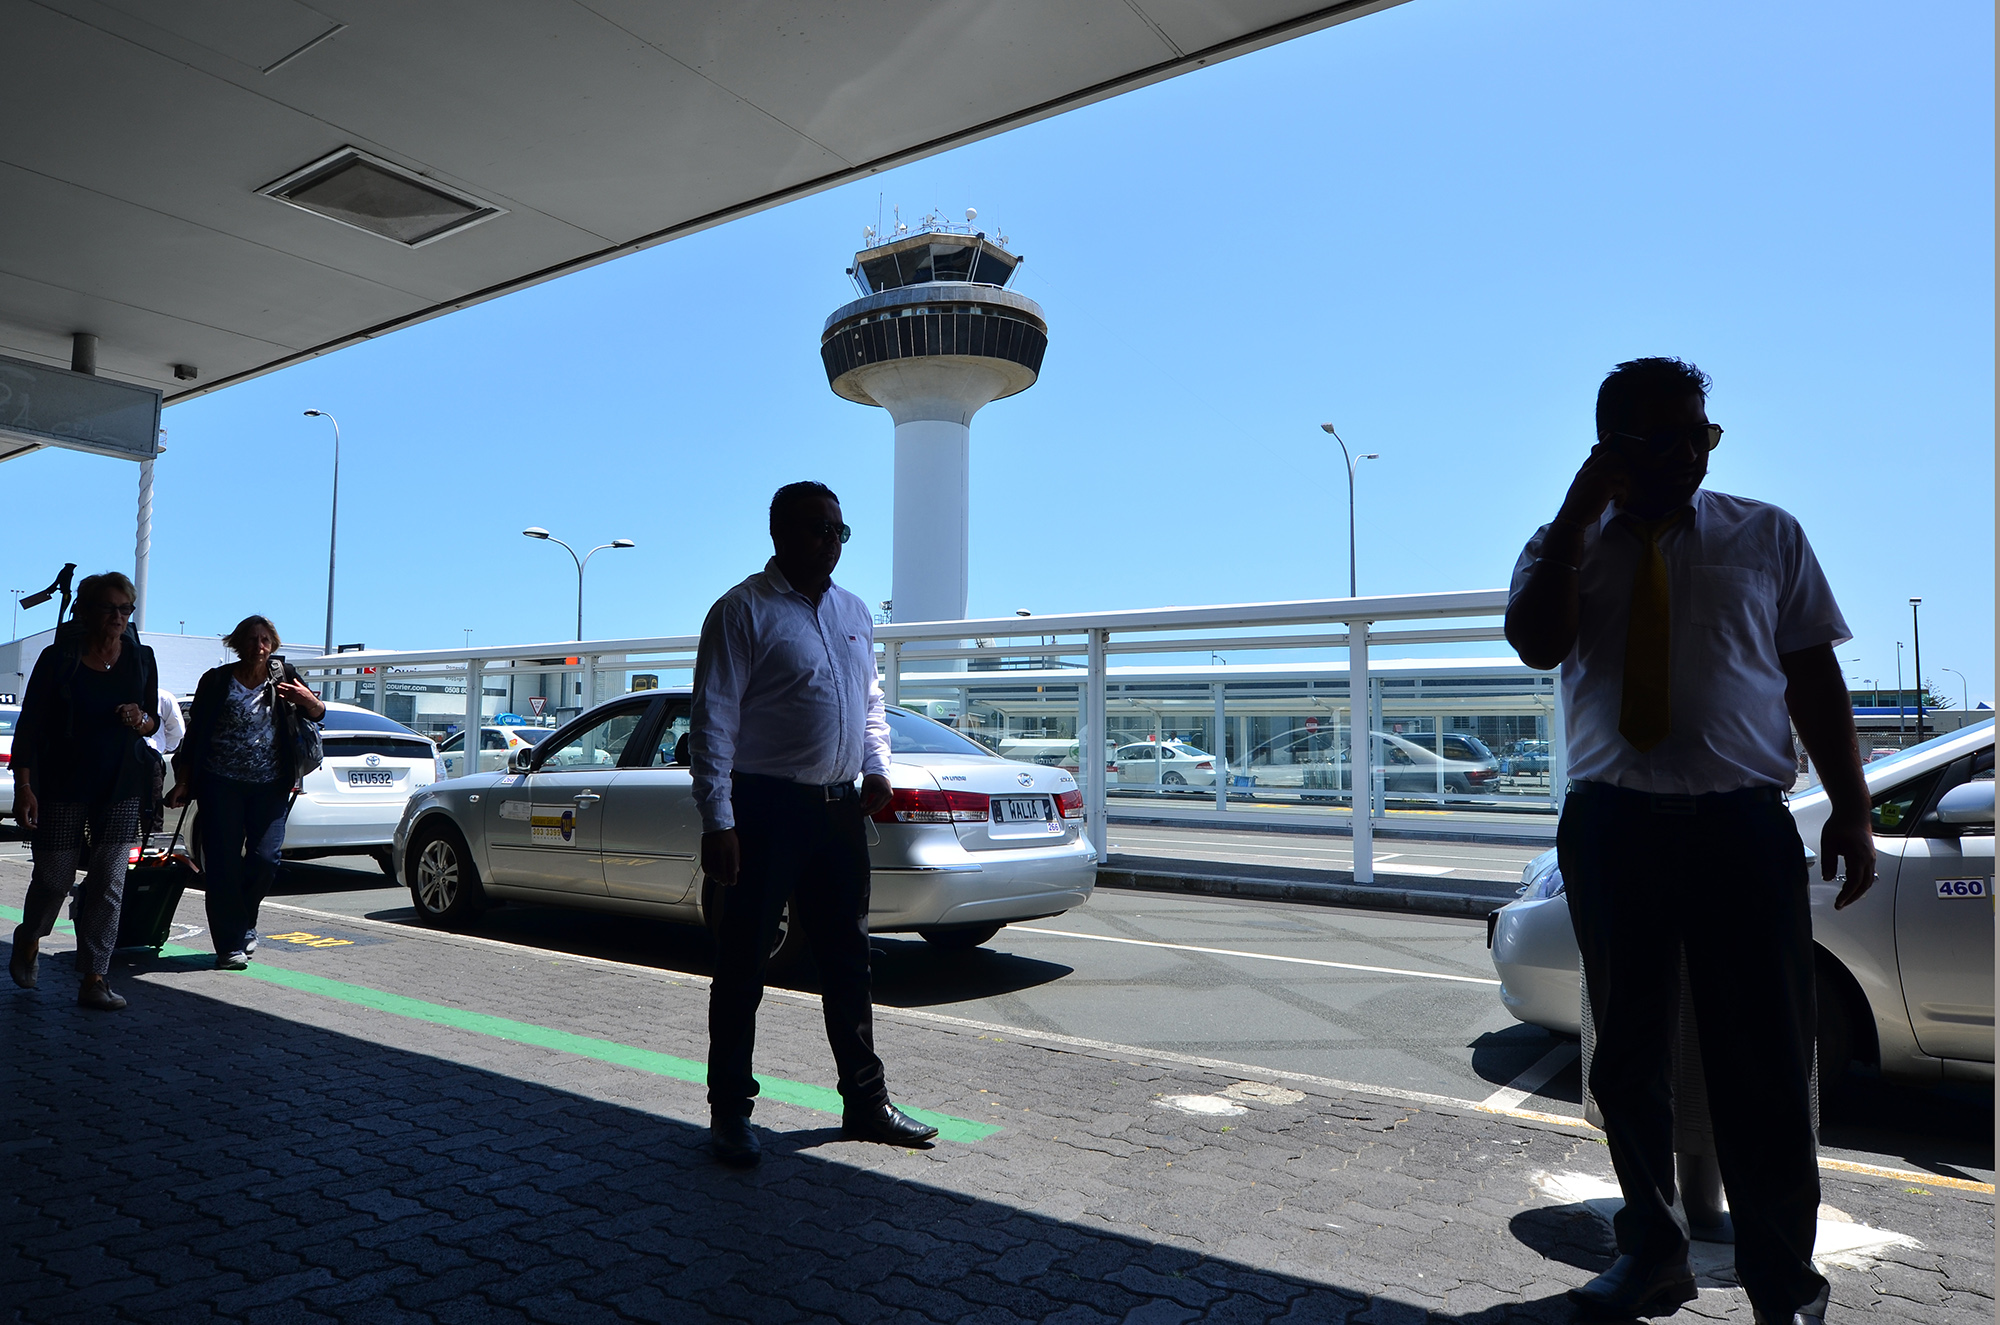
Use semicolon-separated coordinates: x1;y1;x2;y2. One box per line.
6;0;1992;704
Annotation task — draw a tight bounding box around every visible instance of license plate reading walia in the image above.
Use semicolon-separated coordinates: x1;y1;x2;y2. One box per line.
993;797;1055;825
1936;878;1989;898
348;770;395;786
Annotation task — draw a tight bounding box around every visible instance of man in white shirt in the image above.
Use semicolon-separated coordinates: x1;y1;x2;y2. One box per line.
691;481;937;1168
1506;359;1872;1325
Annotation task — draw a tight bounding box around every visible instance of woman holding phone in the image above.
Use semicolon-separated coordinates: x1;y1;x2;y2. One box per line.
168;615;325;970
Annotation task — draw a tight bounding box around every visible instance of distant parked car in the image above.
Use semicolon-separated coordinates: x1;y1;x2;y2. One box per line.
1499;739;1551;775
1113;741;1219;788
1240;728;1499;796
1490;720;1995;1090
0;704;17;822
438;724;553;777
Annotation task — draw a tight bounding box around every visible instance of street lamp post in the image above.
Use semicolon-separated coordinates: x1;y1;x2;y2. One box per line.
1940;667;1969;713
1896;642;1905;739
522;527;635;640
1319;423;1380;598
303;410;341;657
1910;598;1924;741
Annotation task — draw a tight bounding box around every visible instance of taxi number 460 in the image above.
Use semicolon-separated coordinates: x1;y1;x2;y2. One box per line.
1936;878;1990;899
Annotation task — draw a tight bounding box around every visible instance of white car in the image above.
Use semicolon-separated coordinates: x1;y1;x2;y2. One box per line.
1113;740;1219;788
437;725;554;777
1490;720;1995;1089
274;703;440;874
0;704;16;820
394;694;1097;957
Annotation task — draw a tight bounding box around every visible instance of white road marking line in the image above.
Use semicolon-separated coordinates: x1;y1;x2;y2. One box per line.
1477;1041;1580;1113
1010;926;1503;985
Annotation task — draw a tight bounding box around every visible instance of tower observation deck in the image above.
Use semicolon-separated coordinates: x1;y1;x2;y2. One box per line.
821;215;1046;625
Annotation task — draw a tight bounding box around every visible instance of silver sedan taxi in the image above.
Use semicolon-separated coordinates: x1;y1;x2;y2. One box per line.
1489;720;1994;1089
392;690;1096;958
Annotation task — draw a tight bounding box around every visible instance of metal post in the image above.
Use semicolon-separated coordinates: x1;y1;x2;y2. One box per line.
1910;598;1925;741
373;665;385;717
1213;682;1228;813
1350;619;1372;884
1086;627;1108;861
1550;677;1568;813
134;454;154;631
882;639;901;708
462;657;482;777
582;655;598;712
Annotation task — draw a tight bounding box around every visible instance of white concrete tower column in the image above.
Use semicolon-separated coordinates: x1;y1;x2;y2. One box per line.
821;222;1046;625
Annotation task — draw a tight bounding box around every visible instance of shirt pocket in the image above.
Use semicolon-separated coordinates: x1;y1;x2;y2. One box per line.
1687;565;1776;640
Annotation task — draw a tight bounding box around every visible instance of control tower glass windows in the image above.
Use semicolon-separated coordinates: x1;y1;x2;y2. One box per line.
856;240;1019;293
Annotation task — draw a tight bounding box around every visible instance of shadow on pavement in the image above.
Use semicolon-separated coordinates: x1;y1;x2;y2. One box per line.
1;937;1577;1324
1467;1025;1582;1100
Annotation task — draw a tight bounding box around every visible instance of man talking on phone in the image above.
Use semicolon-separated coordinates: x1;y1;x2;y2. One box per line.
690;480;938;1168
1506;359;1871;1325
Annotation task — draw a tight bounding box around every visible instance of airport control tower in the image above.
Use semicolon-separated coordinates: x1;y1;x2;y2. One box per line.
821;212;1046;624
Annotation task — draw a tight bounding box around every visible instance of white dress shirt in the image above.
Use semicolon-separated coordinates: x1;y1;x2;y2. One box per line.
1510;488;1849;795
690;559;892;833
146;687;185;756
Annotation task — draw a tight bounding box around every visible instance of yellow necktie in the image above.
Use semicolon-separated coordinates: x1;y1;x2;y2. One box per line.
1618;509;1691;752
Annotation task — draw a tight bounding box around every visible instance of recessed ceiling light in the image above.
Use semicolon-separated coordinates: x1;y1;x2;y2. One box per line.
259;146;505;248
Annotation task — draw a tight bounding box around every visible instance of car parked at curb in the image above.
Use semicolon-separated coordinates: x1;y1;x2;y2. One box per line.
1489;720;1996;1090
393;692;1097;961
0;703;17;821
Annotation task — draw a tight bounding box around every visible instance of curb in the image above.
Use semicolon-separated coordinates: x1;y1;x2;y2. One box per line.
1093;865;1511;918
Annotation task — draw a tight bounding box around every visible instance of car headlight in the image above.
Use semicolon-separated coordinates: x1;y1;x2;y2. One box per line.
1518;850;1565;900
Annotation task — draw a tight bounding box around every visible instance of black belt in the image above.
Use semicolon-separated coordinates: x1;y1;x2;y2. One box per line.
733;771;857;802
1567;780;1784;815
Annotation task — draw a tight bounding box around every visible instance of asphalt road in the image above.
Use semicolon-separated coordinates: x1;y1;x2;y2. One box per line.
240;852;1991;1188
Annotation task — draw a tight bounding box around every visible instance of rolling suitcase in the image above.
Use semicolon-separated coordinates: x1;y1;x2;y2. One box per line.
116;805;197;951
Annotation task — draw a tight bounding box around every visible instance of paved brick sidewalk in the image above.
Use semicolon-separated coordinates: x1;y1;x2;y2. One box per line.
2;864;1989;1324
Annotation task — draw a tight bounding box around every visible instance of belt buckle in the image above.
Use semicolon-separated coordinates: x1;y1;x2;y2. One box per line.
823;783;846;802
1650;794;1697;816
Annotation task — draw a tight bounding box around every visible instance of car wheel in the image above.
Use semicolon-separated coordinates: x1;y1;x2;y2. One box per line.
370;847;396;879
1161;771;1186;787
918;922;1002;951
701;876;803;968
407;820;486;930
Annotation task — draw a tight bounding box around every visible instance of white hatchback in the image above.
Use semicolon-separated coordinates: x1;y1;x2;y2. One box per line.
279;703;439;874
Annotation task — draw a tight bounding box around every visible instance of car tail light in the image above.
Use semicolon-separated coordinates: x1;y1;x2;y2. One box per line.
127;845;141;864
871;788;989;823
1467;767;1496;783
0;751;9;765
1056;789;1084;820
1194;761;1212;770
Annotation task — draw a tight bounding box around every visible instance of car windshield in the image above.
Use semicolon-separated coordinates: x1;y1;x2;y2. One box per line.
1796;719;1995;798
886;708;994;757
320;707;424;737
512;728;552;746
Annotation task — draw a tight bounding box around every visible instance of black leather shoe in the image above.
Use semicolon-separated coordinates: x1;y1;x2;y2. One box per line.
1752;1313;1824;1325
842;1102;940;1146
709;1114;761;1169
1567;1253;1697;1319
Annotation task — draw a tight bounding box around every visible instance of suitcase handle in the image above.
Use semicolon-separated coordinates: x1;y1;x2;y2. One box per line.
139;802;193;859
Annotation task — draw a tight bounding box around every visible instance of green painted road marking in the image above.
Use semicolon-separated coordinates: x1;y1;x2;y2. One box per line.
1;905;999;1144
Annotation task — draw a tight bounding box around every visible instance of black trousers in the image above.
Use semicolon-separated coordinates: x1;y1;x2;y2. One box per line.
706;774;886;1119
1561;782;1826;1320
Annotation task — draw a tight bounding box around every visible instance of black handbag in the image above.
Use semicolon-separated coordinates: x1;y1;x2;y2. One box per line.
269;658;324;778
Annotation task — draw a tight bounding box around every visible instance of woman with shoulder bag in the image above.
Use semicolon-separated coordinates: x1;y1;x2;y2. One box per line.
8;573;162;1010
167;615;325;970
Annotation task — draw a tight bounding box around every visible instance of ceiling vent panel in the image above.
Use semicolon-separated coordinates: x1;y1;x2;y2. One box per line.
260;147;506;248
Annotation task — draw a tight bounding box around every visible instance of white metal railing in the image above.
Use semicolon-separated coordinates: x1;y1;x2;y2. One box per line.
299;589;1524;884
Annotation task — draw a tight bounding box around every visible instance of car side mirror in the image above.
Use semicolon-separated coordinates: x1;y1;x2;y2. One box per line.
1930;780;1995;830
509;747;537;774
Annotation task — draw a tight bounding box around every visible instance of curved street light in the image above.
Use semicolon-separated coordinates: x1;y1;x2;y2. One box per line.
303;409;341;656
1939;666;1969;713
1320;423;1379;598
523;527;635;640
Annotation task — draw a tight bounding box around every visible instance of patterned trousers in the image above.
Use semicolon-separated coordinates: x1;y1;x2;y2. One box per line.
19;798;142;977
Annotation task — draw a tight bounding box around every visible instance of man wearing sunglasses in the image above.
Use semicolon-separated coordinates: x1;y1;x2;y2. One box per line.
1506;359;1869;1325
690;480;936;1168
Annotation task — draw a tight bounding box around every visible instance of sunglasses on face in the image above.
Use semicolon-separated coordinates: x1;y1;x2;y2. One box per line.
795;519;852;544
85;601;136;618
1608;423;1724;454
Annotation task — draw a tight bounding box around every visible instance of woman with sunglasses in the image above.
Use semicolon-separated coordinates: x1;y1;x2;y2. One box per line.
167;615;326;970
8;572;161;1010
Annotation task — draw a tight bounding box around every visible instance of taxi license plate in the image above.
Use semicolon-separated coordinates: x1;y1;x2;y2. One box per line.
992;797;1052;824
347;770;395;786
